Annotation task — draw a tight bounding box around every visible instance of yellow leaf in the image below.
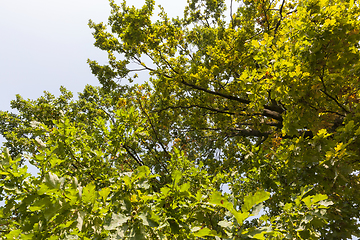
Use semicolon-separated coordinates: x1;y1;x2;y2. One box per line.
252;40;260;48
263;33;269;41
288;145;295;151
334;143;343;152
131;195;137;202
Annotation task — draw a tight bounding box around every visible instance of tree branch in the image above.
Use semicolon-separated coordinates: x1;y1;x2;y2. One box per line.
153;104;237;116
137;42;285;122
123;144;144;166
62;141;96;181
137;98;171;174
274;0;286;36
199;127;271;138
319;74;350;114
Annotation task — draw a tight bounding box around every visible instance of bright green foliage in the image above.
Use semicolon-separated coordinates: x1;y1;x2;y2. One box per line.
1;0;360;239
0;141;331;239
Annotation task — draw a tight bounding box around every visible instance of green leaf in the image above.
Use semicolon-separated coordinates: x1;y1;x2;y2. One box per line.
5;229;21;239
29;197;51;212
232;210;250;225
172;170;182;187
167;218;180;234
82;182;96;204
44;203;59;221
99;187;110;203
209;191;248;224
193;227;219;237
1;148;11;166
122;175;132;187
245;227;272;239
242;190;270;213
218;220;233;228
104;213;130;230
45;172;60;189
302;194;328;208
129;223;146;240
180;182;190;192
312;194;328;203
139;213;159;227
37;183;50;195
21;233;35;240
283;202;293;212
252;40;260;48
135;165;150;179
48;236;59;240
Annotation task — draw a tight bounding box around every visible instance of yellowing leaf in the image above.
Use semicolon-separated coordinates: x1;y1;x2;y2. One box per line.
263;32;269;41
317;129;332;138
252;40;260;48
334;142;343;152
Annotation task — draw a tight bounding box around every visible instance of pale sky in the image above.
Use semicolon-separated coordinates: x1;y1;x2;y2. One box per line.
0;0;187;114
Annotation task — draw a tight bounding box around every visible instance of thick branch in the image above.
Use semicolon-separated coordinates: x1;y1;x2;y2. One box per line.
180;79;251;105
262;109;283;122
200;127;271;138
137;47;284;121
196;127;315;140
180;79;284;120
274;0;286;35
153;104;237;116
282;130;314;139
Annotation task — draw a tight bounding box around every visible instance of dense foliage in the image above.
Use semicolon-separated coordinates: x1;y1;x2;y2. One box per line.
1;0;359;239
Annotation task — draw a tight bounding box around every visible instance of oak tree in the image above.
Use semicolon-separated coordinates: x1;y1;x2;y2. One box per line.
1;0;359;239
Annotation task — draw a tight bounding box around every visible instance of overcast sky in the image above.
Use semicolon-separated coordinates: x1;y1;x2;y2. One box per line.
0;0;187;114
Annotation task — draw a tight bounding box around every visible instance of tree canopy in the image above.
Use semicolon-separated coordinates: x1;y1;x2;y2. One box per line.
1;0;360;239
